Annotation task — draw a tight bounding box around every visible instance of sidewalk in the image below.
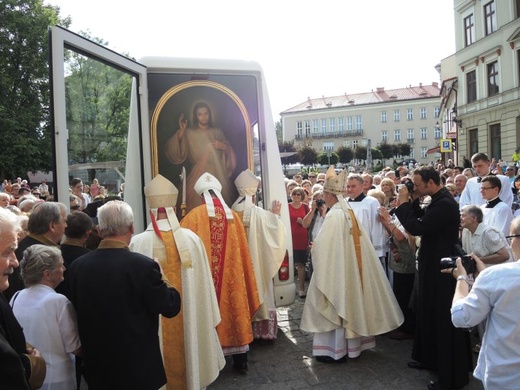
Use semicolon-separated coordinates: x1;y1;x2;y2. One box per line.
208;296;484;390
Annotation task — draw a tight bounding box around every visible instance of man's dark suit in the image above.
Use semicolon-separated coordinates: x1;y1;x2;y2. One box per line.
68;242;181;390
55;243;91;300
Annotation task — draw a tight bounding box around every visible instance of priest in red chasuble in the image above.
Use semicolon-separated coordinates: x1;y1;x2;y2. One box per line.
180;172;260;371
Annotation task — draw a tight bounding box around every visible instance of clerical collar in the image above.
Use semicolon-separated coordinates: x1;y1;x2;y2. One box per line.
349;193;366;202
485;197;502;208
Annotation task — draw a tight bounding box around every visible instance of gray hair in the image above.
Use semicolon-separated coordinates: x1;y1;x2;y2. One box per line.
461;205;483;224
97;200;134;238
27;202;67;235
20;245;62;287
0;207;20;235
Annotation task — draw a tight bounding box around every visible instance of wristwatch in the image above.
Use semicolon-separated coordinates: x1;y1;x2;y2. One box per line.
457;275;472;286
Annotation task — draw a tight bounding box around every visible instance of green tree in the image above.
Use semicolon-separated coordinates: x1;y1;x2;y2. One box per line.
0;0;70;180
397;143;411;157
275;121;282;143
298;146;318;165
355;146;367;161
371;148;383;160
336;146;354;164
377;141;394;160
318;151;339;165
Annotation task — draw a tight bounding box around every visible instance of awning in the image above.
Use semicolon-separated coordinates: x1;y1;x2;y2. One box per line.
427;146;440;154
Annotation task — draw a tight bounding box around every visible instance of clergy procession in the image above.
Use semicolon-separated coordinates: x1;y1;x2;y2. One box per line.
2;151;520;390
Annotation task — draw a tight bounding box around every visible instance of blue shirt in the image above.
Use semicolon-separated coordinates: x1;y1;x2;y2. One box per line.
451;261;520;389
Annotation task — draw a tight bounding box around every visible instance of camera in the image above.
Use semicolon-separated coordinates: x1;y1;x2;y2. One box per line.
439;255;477;274
399;180;414;193
315;199;325;208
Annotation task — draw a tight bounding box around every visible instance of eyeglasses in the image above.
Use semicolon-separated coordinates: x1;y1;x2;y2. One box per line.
292;193;303;197
480;186;496;190
309;176;316;178
506;234;520;244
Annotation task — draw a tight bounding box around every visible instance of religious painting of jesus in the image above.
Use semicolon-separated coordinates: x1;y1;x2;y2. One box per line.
150;80;253;218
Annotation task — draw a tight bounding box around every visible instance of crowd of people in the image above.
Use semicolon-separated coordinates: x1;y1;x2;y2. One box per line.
1;151;520;390
287;152;520;390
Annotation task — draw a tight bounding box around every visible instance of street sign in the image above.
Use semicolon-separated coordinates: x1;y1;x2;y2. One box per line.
440;139;452;153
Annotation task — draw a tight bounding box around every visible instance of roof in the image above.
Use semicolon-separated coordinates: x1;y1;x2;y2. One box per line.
281;83;441;114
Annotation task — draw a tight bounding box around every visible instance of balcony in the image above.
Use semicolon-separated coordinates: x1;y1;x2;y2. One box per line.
294;130;364;140
406;138;415;144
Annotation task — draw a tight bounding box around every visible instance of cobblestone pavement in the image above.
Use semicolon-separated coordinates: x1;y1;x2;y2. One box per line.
208;296;484;390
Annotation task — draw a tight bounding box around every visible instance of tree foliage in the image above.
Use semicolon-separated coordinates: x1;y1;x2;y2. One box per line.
275;121;282;143
318;151;339;165
278;140;298;164
297;146;318;165
0;0;69;180
377;142;394;160
336;146;354;164
355;146;367;160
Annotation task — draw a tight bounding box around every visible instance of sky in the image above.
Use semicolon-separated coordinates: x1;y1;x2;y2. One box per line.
45;0;456;122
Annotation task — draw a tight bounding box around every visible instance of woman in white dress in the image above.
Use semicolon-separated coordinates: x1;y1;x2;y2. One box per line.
11;245;81;390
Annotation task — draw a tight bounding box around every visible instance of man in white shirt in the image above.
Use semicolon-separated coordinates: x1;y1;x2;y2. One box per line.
446;216;520;389
345;174;384;259
459;153;513;209
479;176;513;237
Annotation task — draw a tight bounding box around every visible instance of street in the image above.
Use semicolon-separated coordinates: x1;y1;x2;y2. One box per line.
208;297;484;390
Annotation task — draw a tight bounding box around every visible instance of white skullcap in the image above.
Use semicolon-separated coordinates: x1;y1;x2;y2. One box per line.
144;174;178;209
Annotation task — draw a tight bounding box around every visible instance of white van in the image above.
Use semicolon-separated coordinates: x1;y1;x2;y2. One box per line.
49;26;295;307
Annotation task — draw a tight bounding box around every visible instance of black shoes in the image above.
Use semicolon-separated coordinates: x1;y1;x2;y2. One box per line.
407;361;430;370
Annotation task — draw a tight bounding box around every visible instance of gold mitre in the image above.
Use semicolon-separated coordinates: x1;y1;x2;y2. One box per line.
234;169;259;196
144;174;179;209
323;166;347;195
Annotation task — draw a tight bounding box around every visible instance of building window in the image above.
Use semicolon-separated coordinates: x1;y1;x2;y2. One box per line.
347;116;353;131
329;118;336;133
321;118;327;133
297;121;302;136
394;110;400;122
313;119;319;133
407;109;413;120
356;115;362;130
420;108;427;119
487;61;499;97
484;1;497;36
361;139;368;146
490;123;501;160
434;126;442;139
434;106;440;118
381;111;387;123
464;13;475;46
305;120;311;136
409;148;415;158
353;139;358;149
381;130;388;142
394;129;401;142
469;128;478;156
467;70;477;103
421;147;427;158
338;117;344;132
420;128;427;139
343;140;351;148
323;141;334;151
516;0;520;18
407;129;414;142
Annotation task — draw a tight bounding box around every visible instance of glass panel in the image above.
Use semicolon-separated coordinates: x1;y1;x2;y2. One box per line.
64;49;134;209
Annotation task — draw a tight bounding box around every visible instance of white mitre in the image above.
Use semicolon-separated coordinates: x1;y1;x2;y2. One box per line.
231;169;259;226
194;172;233;220
144;174;191;266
